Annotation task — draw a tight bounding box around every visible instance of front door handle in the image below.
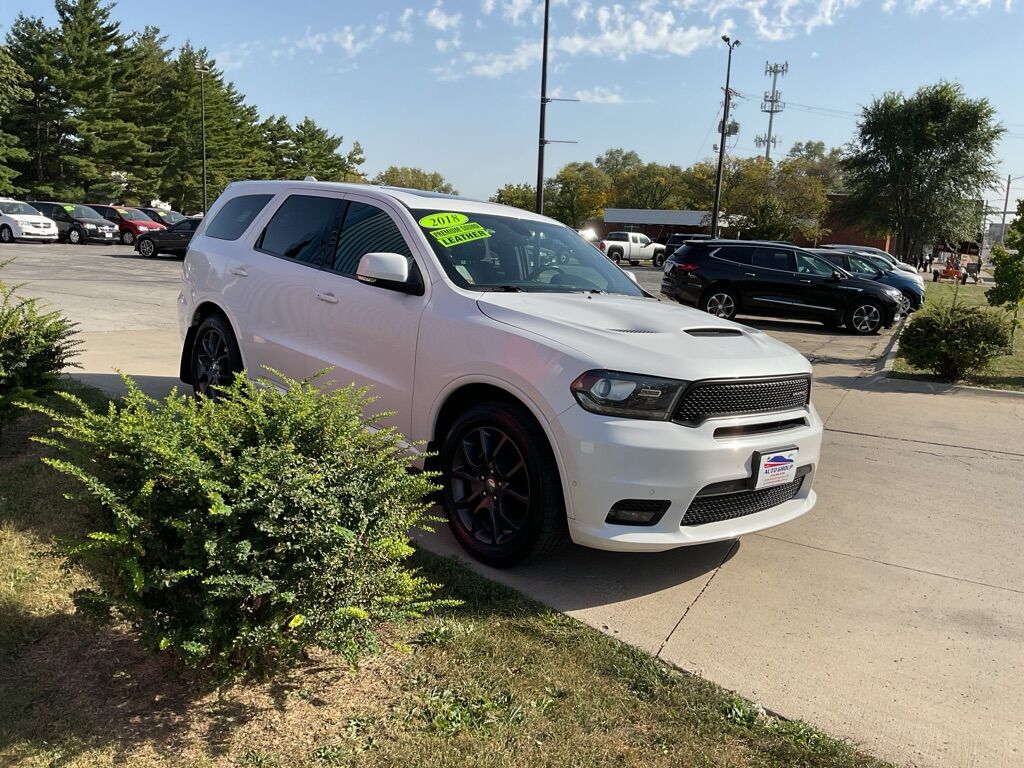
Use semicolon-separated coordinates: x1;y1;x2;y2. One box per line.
229;266;248;277
315;291;339;304
798;278;813;283
744;272;756;277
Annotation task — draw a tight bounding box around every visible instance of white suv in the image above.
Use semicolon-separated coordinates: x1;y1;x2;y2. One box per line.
178;181;822;566
0;198;59;243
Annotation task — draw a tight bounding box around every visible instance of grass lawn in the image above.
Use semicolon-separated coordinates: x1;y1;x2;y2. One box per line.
890;281;1024;390
0;386;893;768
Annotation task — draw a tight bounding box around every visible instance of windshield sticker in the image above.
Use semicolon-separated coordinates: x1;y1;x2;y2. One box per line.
116;208;129;214
157;211;167;217
419;212;468;229
429;221;492;248
63;204;74;212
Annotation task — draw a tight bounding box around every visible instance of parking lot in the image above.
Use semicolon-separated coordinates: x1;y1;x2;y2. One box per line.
4;242;1024;767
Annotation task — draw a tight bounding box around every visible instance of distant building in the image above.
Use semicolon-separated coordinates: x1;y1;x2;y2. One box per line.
590;208;708;243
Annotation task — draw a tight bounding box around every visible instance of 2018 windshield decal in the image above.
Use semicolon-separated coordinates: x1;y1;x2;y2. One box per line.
429;221;492;247
419;212;468;229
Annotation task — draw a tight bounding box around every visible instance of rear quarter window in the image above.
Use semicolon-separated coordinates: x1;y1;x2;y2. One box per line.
206;194;274;241
714;246;754;265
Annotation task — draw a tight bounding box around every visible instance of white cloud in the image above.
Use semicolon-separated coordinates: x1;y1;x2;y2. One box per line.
426;6;463;31
482;0;497;12
575;85;625;103
294;25;386;58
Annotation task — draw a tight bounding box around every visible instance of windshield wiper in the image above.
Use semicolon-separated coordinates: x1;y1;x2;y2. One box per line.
485;284;523;292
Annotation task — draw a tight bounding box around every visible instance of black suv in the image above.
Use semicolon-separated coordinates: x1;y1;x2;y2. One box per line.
26;201;118;244
661;240;903;334
663;233;712;263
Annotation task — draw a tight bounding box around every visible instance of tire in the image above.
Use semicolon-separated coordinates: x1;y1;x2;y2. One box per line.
700;287;739;320
607;248;623;263
898;292;913;316
67;227;82;244
440;401;569;567
137;238;157;258
653;251;666;268
845;299;883;335
0;225;13;243
121;230;135;245
189;314;243;399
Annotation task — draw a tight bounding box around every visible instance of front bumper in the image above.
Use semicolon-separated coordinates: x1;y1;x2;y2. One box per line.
552;402;822;552
82;229;118;242
11;225;58;241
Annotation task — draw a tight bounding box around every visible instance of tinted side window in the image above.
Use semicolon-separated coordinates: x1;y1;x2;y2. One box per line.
174;219;200;232
847;254;877;274
257;194;346;265
206;194;274;241
795;252;835;276
751;248;795;272
330;202;412;277
608;232;627;242
715;246;754;265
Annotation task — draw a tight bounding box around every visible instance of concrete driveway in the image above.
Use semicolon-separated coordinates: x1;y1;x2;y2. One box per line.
5;247;1023;768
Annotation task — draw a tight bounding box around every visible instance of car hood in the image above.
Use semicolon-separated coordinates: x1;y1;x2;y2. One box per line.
11;214;53;224
476;292;812;381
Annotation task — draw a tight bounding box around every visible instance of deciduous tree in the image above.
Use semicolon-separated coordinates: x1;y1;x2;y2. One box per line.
371;166;456;194
489;183;534;211
841;82;1002;261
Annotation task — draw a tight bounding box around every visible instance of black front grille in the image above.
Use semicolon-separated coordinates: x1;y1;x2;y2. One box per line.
673;376;810;425
681;475;805;526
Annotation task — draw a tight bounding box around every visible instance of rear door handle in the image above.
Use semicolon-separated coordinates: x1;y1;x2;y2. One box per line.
229;266;248;277
798;279;813;283
744;272;756;276
315;291;339;304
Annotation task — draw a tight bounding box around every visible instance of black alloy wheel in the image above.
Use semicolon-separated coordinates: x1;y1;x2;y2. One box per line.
846;299;883;335
67;227;82;244
441;402;568;567
190;315;242;398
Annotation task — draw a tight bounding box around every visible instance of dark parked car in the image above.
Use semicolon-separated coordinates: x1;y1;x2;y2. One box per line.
661;239;904;334
663;233;712;263
26;201;119;244
86;204;166;245
810;248;924;315
134;217;201;258
137;207;186;227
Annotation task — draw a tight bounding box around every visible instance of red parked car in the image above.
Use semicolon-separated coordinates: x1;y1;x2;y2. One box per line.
87;204;166;245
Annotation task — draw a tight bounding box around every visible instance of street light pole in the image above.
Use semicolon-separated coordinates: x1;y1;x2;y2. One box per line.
535;0;551;215
710;35;740;238
196;65;209;215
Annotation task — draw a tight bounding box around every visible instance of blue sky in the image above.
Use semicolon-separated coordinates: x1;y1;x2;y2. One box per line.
5;0;1024;213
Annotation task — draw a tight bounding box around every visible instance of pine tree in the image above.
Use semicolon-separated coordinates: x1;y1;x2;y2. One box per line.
260;114;296;178
0;45;31;193
53;0;143;199
291;117;364;182
3;16;63;196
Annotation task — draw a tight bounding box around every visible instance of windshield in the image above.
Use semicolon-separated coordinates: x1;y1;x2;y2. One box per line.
856;253;893;273
0;201;40;216
115;207;149;221
413;209;644;296
62;204;102;219
154;209;185;224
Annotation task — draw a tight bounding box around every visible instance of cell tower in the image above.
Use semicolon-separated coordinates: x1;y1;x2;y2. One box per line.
756;61;787;160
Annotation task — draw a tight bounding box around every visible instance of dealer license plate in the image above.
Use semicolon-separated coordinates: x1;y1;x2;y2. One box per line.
754;448;799;490
105;232;113;238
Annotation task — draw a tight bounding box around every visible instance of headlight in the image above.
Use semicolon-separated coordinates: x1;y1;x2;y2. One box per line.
84;223;97;229
138;226;148;231
570;370;688;420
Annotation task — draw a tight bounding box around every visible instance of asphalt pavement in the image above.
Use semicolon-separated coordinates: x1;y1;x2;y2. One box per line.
4;244;1023;768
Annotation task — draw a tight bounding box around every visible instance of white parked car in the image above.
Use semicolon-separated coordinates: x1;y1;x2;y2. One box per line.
0;198;59;243
178;181;822;566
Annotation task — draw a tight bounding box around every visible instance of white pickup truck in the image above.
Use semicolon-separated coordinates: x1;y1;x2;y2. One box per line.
598;231;666;266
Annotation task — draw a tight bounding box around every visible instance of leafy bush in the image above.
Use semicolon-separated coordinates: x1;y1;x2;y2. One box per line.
0;279;79;437
898;301;1011;381
29;373;447;677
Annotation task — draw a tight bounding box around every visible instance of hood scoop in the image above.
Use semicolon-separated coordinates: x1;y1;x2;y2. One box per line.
685;328;744;337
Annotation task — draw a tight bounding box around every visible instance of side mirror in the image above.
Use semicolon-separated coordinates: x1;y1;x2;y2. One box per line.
356;252;424;295
624;270;639;284
831;270;844;281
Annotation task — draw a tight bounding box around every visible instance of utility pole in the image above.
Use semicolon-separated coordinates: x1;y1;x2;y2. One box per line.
710;35;740;238
757;61;787;161
196;65;210;215
533;0;577;216
999;173;1024;244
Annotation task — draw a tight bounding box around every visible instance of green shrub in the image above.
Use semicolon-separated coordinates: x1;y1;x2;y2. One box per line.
29;372;448;677
0;279;79;437
898;301;1011;381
